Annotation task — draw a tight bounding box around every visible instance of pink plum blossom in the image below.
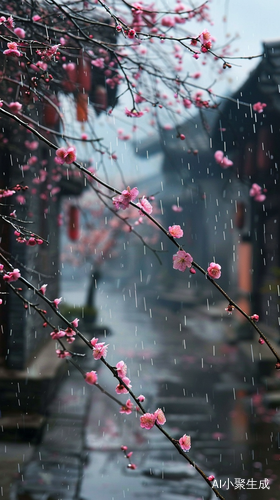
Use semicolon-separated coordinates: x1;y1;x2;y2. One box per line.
214;150;233;168
92;341;109;360
183;99;192;108
127;29;136;39
199;30;212;50
173;250;193;272
0;189;15;198
28;156;38;166
253;102;267;113
56;349;71;358
91;58;105;68
6;16;14;29
207;262;221;279
125;108;144;118
116;376;132;394
127;464;137;470
14;27;26;38
161;16;175;27
9;101;22;113
214;150;224;163
116;360;127;379
168;225;183;238
53;297;62;308
39;284;48;295
179;434;191;451
85;371;98;385
26;237;43;246
65;327;76;338
3;268;21;282
66;336;75;344
250;314;259;322
154;408;166;425
24;140;39;151
174;2;187;12
55;146;76;165
137;196;153;215
50;330;67;339
113;186;139;210
71;318;79;328
3;42;21;57
249;183;266;202
140;412;157;429
172;205;183;212
16;195;26;205
137;394;145;402
119;398;134;414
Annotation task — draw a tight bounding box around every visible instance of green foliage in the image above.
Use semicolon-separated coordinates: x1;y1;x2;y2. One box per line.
60;303;97;324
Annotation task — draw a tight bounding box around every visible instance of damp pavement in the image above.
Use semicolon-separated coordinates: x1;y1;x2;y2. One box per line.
5;277;280;500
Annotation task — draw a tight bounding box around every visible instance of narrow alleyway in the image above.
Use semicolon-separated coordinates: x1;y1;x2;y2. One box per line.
8;276;280;500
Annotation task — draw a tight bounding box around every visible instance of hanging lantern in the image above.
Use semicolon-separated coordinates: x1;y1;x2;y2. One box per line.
68;205;80;241
93;85;108;115
62;63;77;93
43;96;59;127
76;56;91;122
76;93;89;122
77;57;91;92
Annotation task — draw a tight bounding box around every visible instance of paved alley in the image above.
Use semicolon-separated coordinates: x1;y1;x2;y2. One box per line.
8;276;280;500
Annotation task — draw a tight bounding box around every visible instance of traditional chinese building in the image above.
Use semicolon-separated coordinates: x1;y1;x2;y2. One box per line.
135;40;280;345
0;4;117;432
213;40;280;334
135;109;237;297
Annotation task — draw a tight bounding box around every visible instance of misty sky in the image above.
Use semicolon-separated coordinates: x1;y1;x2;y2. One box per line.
209;0;280;93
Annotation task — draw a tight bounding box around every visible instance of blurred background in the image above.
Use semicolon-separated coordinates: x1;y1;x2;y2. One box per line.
1;1;280;499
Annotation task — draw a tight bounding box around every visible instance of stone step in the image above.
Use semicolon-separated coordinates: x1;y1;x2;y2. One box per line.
0;340;67;416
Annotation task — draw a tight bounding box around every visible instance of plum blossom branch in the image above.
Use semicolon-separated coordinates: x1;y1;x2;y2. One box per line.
81;343;225;499
89;184;164;264
0;255;225;498
1;106;279;364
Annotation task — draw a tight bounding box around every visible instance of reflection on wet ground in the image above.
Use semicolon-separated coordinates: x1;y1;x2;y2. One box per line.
8;278;280;500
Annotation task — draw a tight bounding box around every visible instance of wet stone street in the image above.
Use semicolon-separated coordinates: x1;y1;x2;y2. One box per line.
9;277;280;500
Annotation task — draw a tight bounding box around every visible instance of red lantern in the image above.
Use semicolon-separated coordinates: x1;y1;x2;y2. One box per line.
43;96;59;127
63;63;77;93
68;206;80;241
76;56;91;122
77;57;91;92
93;85;108;114
76;92;88;122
